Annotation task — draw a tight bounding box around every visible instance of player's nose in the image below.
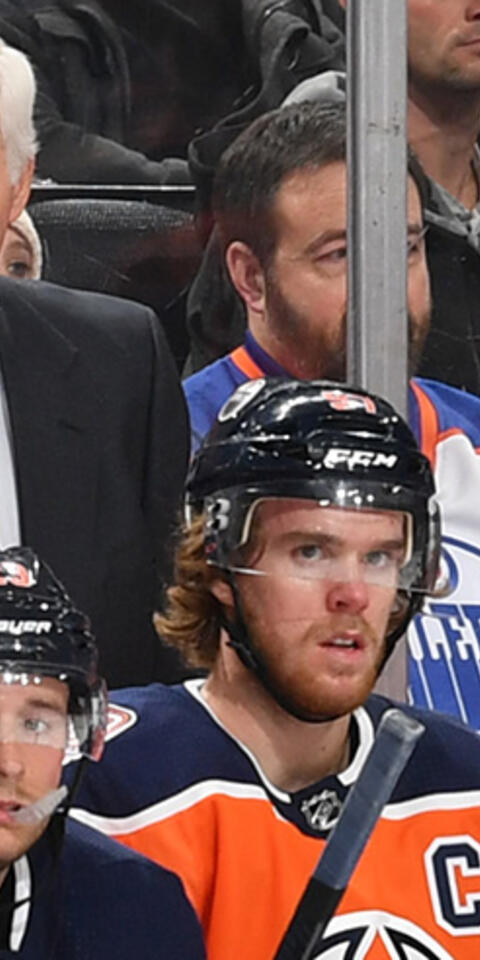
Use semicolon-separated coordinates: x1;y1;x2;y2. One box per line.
466;1;480;23
325;576;369;614
0;740;24;780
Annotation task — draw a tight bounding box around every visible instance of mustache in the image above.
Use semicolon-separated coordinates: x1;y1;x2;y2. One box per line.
302;615;378;641
253;612;379;643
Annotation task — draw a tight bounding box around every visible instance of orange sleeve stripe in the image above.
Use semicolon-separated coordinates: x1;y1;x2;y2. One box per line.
410;380;439;469
230;346;265;379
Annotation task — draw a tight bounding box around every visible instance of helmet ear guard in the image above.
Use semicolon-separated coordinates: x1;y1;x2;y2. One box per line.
65;674;108;762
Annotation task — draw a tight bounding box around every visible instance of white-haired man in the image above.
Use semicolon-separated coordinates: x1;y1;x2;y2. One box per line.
0;38;190;688
0;39;35;245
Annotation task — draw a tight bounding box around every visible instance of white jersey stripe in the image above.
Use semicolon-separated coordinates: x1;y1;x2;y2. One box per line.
69;779;272;836
382;789;480;820
11;856;31;951
70;782;480;838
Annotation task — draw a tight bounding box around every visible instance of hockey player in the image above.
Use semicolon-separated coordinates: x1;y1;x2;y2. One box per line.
0;546;205;959
72;379;480;960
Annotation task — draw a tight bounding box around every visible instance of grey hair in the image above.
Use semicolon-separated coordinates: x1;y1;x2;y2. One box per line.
0;39;37;185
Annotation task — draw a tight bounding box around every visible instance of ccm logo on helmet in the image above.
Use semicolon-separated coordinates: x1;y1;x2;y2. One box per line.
323;448;398;470
0;561;37;589
0;620;52;636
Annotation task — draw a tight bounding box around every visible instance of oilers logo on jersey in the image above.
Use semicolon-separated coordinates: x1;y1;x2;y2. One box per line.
312;911;454;958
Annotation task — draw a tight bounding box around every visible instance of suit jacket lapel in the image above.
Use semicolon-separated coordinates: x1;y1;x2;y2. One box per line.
0;295;99;594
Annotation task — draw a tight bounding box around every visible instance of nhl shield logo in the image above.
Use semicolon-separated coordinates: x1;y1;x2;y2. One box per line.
300;789;342;831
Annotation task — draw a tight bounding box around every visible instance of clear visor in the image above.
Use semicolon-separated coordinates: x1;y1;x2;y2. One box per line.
0;670;106;761
214;498;423;592
0;672;69;751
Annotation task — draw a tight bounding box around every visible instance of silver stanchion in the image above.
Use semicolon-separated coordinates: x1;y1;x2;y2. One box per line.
346;0;409;699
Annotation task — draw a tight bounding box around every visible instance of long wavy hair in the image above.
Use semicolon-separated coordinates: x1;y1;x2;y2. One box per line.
154;515;224;668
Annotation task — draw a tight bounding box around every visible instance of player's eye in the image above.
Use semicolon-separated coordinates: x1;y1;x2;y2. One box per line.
24;716;49;736
363;549;403;575
312;246;347;269
294;544;326;562
322;248;346;261
20;711;66;747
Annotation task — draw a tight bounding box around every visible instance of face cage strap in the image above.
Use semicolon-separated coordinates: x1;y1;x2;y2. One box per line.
222;571;421;721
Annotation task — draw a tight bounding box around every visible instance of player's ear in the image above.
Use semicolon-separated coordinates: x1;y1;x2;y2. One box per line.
226;241;266;317
337;0;346;8
210;577;234;609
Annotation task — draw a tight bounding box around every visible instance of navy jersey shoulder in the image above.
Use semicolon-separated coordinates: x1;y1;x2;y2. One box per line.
72;682;261;817
183;354;247;452
5;817;205;959
367;694;480;799
57;819;205;959
72;684;480;831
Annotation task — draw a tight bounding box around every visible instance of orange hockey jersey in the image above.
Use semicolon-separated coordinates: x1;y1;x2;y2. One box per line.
70;680;480;959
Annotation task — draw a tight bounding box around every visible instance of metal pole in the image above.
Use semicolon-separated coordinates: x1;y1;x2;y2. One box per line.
346;0;408;699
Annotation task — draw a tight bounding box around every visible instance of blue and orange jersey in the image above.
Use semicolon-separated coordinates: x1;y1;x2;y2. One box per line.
71;681;480;960
183;331;286;454
407;378;480;729
184;337;480;729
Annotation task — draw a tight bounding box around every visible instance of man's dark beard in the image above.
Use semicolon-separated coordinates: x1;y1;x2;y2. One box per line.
265;272;429;380
408;317;429;377
265;274;347;380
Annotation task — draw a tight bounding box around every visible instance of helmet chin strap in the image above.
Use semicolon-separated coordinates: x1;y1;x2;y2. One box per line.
380;591;419;669
221;574;343;724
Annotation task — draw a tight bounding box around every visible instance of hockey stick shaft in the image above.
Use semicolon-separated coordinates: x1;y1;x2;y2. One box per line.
273;708;425;960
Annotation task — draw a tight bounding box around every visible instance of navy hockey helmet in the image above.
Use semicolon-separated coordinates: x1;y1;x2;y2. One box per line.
187;378;442;648
0;547;107;761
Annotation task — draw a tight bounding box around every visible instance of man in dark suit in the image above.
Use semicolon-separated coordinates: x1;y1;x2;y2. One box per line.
0;277;189;687
0;38;190;687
